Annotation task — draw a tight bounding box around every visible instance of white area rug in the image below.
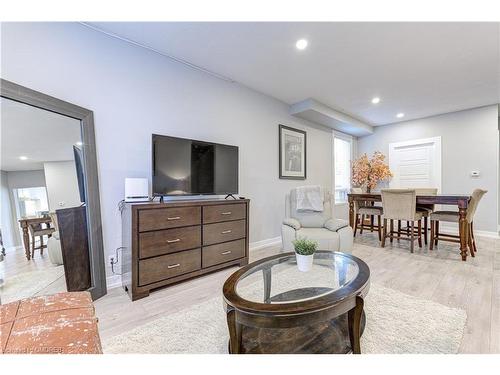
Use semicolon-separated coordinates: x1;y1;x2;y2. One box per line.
102;282;467;354
0;266;64;304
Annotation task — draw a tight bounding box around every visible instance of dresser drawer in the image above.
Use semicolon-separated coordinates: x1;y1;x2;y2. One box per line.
203;219;246;246
138;248;201;286
202;239;245;268
203;203;246;224
138;206;201;232
139;225;201;259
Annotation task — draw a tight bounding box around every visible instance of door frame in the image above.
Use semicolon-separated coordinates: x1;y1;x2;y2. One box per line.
388;136;442;192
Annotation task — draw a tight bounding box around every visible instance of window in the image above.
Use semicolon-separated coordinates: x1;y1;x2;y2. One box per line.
14;187;49;218
333;134;353;204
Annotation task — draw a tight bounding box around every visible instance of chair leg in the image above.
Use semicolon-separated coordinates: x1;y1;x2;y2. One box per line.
377;215;382;242
381;218;387;247
406;221;410;235
359;215;364;234
370;215;374;232
434;221;439;246
397;220;401;241
468;223;475;257
429;220;435;251
423;217;428;245
471;221;478;253
31;234;35;259
417;220;422;248
390;219;394;244
354;214;359;237
410;221;415;253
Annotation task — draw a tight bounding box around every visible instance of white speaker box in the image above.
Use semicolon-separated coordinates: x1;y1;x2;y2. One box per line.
125;178;149;202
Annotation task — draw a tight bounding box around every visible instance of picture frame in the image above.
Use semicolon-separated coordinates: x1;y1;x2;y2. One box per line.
279;124;307;180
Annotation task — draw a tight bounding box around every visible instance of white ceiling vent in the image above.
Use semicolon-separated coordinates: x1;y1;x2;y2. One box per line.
290;99;374;137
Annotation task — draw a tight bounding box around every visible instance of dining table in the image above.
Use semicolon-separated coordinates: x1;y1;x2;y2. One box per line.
347;193;472;261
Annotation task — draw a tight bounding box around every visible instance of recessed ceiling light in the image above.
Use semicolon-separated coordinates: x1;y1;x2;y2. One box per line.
396;113;405;118
295;39;308;50
19;156;28;160
371;97;381;104
76;141;83;146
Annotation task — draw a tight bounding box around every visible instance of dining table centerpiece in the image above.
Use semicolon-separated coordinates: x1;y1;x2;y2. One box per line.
352;151;393;193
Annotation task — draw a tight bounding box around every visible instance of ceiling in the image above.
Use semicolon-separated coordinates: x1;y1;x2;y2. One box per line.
87;22;500;126
1;98;82;171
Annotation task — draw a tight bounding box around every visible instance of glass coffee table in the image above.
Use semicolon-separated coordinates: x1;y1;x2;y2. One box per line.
222;251;370;354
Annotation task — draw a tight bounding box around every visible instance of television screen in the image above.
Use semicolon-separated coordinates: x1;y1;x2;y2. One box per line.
152;134;238;196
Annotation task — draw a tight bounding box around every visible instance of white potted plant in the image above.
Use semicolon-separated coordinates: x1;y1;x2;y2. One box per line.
292;237;318;272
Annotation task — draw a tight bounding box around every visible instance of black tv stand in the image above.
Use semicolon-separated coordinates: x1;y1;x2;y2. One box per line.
225;194;237;200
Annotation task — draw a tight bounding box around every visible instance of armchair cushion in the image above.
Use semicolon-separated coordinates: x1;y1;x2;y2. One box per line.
324;218;349;232
283;218;301;230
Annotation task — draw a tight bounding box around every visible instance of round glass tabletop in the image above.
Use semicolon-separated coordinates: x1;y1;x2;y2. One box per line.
235;252;360;304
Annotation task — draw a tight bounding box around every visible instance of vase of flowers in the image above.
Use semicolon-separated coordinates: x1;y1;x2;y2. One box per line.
352;151;393;193
292;237;318;272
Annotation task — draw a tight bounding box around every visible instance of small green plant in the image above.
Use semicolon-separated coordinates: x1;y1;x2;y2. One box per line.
292;237;318;256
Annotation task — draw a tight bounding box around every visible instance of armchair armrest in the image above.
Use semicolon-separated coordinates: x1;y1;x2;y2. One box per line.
324;218;349;232
283;218;301;230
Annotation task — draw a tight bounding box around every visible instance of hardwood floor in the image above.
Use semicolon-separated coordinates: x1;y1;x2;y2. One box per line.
94;231;500;354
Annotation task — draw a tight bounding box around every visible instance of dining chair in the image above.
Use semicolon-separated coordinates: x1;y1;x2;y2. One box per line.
429;189;487;256
381;189;423;253
351;187;383;241
28;221;55;259
397;188;438;245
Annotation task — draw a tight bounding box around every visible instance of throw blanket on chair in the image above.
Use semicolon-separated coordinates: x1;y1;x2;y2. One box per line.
296;185;324;212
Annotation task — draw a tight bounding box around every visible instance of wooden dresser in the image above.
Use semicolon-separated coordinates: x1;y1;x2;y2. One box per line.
121;199;250;300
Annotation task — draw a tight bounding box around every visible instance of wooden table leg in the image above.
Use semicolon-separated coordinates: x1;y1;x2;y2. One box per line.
458;207;468;261
21;224;31;260
226;307;242;354
348;295;364;354
348;198;355;228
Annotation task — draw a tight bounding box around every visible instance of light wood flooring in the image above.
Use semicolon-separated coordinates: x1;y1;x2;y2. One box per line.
0;244;67;296
94;232;500;354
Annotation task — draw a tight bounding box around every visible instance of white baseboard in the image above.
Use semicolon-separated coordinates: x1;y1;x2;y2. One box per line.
439;223;500;239
106;274;122;290
249;236;282;251
105;237;283;290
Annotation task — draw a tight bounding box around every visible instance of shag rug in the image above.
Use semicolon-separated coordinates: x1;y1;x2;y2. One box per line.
0;266;64;304
102;282;467;354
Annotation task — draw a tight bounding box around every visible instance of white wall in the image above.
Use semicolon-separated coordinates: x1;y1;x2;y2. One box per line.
43;161;82;211
0;171;16;247
357;105;499;233
1;23;334;276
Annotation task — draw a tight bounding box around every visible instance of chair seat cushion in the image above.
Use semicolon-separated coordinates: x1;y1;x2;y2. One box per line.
357;206;383;215
430;211;459;222
296;227;340;251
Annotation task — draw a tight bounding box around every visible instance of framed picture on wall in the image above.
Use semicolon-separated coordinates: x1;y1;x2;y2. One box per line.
279;124;306;179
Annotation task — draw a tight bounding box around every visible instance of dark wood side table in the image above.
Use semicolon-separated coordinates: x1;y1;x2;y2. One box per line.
223;251;370;354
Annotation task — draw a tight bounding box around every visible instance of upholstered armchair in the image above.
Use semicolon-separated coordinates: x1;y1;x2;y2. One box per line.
281;188;353;252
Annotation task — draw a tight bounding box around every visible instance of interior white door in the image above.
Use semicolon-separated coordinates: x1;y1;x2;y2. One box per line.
389;137;441;191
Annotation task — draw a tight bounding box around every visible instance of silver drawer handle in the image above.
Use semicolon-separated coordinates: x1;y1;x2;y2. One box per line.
221;250;232;255
167;263;180;269
167;216;181;220
167;239;181;243
221;212;232;215
221;230;232;234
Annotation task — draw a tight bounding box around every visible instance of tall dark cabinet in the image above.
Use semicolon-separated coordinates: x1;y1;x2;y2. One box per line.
56;205;91;291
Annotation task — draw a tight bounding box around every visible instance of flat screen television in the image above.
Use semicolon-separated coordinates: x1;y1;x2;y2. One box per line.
152;134;238;196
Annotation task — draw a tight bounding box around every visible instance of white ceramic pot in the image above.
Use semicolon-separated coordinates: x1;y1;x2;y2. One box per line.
295;253;314;272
